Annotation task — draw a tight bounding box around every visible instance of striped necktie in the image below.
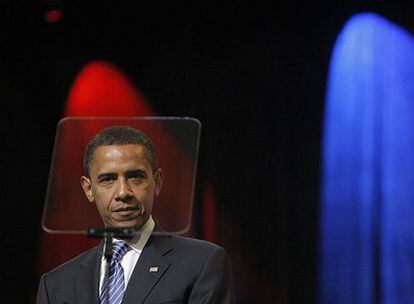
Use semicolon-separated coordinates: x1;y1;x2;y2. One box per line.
100;241;131;304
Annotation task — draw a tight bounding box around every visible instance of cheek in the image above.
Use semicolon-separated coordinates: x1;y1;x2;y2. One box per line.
141;184;157;198
93;189;114;210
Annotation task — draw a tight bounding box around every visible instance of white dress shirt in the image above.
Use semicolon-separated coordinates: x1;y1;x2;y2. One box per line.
99;216;155;293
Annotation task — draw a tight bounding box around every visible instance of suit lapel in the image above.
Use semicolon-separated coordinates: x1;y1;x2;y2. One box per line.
122;233;172;304
74;244;102;304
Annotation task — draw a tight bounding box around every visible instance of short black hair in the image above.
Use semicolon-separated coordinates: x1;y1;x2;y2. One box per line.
83;125;157;176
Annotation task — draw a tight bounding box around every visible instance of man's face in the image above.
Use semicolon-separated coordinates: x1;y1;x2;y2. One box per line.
81;144;163;230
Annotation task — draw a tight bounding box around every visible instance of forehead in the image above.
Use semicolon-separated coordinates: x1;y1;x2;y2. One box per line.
90;144;151;171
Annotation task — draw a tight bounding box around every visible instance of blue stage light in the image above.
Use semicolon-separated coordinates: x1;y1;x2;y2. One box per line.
320;12;414;304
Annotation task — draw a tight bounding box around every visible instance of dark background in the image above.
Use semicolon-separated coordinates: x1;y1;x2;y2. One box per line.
1;1;414;303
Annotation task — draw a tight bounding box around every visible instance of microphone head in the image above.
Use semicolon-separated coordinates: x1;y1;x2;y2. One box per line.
87;226;136;239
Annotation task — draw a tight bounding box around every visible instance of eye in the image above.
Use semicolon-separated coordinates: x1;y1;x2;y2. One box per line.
130;173;143;179
98;174;117;183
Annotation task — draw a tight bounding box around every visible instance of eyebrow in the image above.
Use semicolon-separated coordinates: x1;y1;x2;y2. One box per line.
97;172;118;181
125;169;147;178
96;169;148;181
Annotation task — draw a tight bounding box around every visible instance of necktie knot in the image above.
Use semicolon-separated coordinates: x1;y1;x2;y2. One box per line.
112;241;130;263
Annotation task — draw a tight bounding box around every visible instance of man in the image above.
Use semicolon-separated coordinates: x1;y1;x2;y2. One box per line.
37;125;234;304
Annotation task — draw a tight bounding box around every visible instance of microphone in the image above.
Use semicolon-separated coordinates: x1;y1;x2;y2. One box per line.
87;227;136;262
86;226;135;239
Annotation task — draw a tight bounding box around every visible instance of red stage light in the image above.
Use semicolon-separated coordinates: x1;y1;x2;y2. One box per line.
64;61;152;117
44;9;63;24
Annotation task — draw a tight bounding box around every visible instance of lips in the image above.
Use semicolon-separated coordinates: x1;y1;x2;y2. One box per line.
112;204;144;219
113;205;140;212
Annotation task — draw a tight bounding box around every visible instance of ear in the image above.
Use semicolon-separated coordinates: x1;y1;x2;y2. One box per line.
81;176;95;203
154;168;163;196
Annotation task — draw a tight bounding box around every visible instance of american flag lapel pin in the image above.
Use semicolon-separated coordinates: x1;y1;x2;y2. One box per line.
149;266;159;272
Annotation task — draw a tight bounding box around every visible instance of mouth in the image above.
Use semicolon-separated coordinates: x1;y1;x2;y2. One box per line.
113;205;140;212
112;205;143;218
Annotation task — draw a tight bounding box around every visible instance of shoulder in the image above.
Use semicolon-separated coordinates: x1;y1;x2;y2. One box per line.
169;234;223;252
37;245;101;303
164;234;229;264
166;235;234;300
41;245;100;280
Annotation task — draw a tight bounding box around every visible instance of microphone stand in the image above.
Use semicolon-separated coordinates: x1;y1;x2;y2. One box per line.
87;227;135;301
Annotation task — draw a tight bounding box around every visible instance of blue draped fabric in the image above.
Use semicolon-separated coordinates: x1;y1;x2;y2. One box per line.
320;12;414;304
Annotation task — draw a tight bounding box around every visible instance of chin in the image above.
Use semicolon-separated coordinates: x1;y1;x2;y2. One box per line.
113;214;149;229
122;219;146;230
114;220;138;228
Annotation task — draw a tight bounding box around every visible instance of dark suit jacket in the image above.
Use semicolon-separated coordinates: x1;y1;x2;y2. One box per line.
36;233;234;304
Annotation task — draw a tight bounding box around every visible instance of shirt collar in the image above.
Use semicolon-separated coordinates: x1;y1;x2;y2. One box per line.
113;215;155;253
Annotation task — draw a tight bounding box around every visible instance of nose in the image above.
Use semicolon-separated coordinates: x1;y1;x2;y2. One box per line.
115;178;133;201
